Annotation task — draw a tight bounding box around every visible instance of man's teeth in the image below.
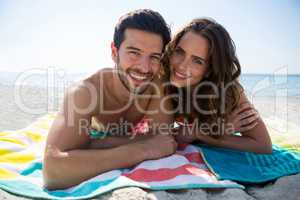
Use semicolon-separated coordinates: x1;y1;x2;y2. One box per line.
130;72;148;80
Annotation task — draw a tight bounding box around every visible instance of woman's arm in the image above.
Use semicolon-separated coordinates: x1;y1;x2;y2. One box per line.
196;92;272;154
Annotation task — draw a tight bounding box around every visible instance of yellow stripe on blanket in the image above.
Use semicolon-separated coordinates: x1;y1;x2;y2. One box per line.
0;168;18;179
0;137;27;146
24;131;45;142
0;149;35;164
0;131;15;137
0;113;56;167
0;149;11;156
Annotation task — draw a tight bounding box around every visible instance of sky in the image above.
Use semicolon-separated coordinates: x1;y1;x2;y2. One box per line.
0;0;299;74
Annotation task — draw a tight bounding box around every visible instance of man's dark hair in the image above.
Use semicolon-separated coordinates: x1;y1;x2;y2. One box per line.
113;9;171;50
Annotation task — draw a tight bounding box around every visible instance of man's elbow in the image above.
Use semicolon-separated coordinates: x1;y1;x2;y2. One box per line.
43;172;60;190
42;149;66;190
43;163;59;190
43;163;73;190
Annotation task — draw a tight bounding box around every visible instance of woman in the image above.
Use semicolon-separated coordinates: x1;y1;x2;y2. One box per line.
162;18;272;154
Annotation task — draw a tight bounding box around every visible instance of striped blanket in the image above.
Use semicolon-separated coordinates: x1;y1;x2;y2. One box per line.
0;113;241;200
0;114;299;199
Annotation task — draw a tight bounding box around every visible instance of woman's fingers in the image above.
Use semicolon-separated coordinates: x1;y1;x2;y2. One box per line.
239;121;258;132
227;102;261;134
236;102;255;114
239;109;258;120
240;113;259;126
230;102;254;119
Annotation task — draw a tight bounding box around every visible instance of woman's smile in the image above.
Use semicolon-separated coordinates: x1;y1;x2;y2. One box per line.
173;69;191;80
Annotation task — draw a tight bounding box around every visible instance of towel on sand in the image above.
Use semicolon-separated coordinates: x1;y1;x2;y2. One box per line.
0;113;299;199
198;118;300;183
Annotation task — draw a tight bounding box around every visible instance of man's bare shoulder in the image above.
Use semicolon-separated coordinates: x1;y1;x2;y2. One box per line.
84;68;114;85
67;68;114;96
61;68;115;115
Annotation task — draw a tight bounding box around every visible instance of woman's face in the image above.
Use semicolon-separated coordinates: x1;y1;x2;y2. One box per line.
169;31;209;88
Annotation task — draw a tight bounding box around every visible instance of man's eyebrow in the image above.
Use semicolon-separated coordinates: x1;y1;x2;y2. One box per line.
126;46;162;57
126;46;141;51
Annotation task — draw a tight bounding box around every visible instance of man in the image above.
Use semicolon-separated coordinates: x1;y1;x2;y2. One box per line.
43;9;177;190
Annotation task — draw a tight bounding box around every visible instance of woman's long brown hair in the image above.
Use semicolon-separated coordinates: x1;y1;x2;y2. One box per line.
162;18;243;134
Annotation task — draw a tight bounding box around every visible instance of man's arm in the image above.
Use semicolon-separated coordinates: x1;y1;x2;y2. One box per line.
43;70;180;190
43;80;148;189
88;79;175;149
88;134;153;149
44;134;148;189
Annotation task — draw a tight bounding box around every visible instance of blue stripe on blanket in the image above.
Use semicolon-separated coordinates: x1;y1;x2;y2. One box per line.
20;162;42;176
47;179;117;197
0;179;117;200
197;145;300;183
16;162;118;198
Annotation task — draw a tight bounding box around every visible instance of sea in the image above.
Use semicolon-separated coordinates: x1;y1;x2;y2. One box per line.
0;70;299;97
1;70;299;131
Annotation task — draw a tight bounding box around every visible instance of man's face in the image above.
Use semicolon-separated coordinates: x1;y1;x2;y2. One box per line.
111;28;164;94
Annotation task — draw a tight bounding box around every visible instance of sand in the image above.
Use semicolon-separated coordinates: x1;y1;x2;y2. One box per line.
0;84;300;199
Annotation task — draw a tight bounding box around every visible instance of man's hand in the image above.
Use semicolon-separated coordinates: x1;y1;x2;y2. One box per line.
136;135;178;160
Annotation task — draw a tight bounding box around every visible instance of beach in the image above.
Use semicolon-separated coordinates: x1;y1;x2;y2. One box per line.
0;83;300;199
1;83;300;132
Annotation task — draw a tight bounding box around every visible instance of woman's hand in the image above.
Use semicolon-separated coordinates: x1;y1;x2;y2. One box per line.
174;125;198;143
226;102;260;135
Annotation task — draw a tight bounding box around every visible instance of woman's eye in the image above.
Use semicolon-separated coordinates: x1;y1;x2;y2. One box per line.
194;59;204;65
174;48;183;55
